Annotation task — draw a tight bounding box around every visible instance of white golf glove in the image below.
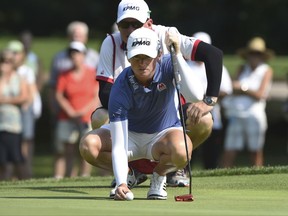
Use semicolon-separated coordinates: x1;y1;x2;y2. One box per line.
165;27;180;54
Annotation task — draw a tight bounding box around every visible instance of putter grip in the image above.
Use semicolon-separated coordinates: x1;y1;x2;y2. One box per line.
170;45;181;84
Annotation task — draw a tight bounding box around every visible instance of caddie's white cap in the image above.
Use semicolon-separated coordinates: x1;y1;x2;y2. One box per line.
192;32;212;44
68;41;86;53
117;0;150;24
127;27;159;59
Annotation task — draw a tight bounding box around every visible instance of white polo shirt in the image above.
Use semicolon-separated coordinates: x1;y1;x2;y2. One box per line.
96;24;200;83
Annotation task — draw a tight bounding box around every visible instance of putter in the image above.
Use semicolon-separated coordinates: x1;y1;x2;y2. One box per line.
170;45;194;202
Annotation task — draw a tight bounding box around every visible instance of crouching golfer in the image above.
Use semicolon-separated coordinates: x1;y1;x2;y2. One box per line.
80;27;221;200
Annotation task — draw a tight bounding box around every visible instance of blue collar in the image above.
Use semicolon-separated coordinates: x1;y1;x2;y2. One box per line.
127;63;161;93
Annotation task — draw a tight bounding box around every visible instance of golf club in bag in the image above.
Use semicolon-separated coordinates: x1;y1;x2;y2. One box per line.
170;45;194;202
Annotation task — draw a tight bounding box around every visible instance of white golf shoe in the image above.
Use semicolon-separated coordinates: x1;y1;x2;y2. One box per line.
147;172;167;200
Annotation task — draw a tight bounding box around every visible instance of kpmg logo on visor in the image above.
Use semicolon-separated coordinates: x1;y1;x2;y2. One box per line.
123;4;140;12
132;38;151;47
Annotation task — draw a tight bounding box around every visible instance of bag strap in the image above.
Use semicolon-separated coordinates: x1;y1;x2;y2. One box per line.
109;34;116;77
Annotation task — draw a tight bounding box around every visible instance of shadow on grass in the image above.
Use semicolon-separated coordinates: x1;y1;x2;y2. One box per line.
1;195;152;201
0;196;111;200
17;185;112;195
13;185;150;199
22;185;150;189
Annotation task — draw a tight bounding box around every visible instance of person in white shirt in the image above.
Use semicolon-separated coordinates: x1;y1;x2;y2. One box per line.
187;32;232;169
221;37;274;167
6;40;40;178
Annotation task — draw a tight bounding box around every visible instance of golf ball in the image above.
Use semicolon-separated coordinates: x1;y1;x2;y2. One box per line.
125;192;134;201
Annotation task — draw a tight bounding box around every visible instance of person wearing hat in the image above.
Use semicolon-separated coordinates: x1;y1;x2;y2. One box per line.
88;0;223;190
6;40;41;179
49;21;99;118
81;27;199;200
221;36;274;168
53;41;100;179
49;21;99;91
0;49;29;180
48;21;100;178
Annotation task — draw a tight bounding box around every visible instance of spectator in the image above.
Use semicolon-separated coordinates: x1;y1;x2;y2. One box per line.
0;50;28;180
187;32;232;169
221;36;274;167
19;30;46;92
285;73;288;153
48;21;100;178
49;21;99;118
49;21;99;95
54;41;100;178
6;40;40;178
19;31;45;121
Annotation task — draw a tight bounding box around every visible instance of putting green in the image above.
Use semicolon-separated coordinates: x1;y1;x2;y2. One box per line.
0;166;287;216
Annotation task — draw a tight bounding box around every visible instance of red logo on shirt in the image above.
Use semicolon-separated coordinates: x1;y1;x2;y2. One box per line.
157;83;167;92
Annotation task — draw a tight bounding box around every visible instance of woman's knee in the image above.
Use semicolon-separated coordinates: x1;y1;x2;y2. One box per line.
172;140;192;168
79;132;99;159
173;152;190;169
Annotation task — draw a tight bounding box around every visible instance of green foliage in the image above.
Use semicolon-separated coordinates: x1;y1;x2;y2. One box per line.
224;55;288;80
193;165;288;177
1;37;287;80
0;37;101;74
1;37;288;80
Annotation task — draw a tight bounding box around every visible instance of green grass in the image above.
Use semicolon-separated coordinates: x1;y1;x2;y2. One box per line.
1;37;288;80
0;36;101;74
224;55;288;80
1;166;287;216
30;152;288;179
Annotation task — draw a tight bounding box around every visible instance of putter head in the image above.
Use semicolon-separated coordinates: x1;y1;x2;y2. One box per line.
174;194;194;202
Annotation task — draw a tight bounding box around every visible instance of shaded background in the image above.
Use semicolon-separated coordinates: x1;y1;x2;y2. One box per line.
1;0;288;54
0;0;287;170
